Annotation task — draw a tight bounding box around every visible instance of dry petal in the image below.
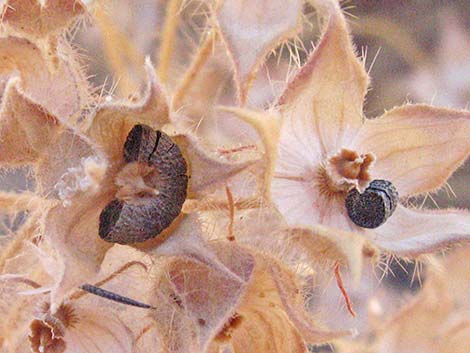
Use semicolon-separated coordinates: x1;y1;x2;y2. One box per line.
215;0;302;103
371;205;470;256
86;59;170;162
351;104;470;196
173;134;259;198
0;79;59;166
29;301;133;353
277;8;368;156
0;36;91;121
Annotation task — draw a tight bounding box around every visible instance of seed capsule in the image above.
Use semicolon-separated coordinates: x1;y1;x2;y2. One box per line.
99;124;188;244
345;179;398;229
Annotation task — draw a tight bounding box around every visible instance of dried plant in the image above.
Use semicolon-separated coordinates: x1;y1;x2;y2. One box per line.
0;0;469;352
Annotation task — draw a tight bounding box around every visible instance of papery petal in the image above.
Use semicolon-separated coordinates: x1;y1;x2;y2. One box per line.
86;59;169;161
65;306;133;353
1;0;86;40
277;7;368;157
29;302;133;353
159;244;254;353
208;256;351;353
267;260;353;343
370;205;470;256
45;194;113;309
0;37;91;122
287;225;374;285
149;233;255;353
173;133;259;198
36;129;106;198
151;215;248;284
271;172;359;234
35;130;110;307
0;79;59;166
217;106;280;196
215;0;302;104
351;104;470;196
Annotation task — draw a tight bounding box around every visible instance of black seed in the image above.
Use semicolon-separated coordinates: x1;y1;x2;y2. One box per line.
345;179;398;229
99;124;188;244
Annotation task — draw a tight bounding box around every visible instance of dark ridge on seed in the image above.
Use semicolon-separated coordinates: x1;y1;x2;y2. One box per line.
123;124;144;163
148;130;161;162
98;199;124;241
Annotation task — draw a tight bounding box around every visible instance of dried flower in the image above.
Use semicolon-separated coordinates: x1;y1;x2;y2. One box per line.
1;0;470;352
29;301;133;353
225;1;470;276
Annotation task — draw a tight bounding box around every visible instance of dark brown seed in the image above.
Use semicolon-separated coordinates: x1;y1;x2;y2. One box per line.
345;179;398;229
99;124;188;244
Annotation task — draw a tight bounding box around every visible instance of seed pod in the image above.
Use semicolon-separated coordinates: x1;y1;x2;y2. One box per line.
99;124;188;244
345;179;398;229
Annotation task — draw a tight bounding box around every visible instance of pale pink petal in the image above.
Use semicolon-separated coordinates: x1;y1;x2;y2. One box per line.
271;174;357;231
351;104;470;196
150;238;255;353
369;205;470;256
215;0;302;103
65;306;133;353
277;9;368;156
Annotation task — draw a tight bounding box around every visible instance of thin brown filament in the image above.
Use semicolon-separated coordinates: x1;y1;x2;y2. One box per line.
225;186;235;241
182;196;262;214
135;322;157;343
0;274;42;289
70;260;148;300
334;261;356;317
218;144;257;155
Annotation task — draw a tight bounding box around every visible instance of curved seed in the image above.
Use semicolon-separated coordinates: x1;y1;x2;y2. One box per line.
345;179;398;229
99;124;188;244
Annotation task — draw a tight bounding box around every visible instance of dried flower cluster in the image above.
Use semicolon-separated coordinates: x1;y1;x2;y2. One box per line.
0;0;469;352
